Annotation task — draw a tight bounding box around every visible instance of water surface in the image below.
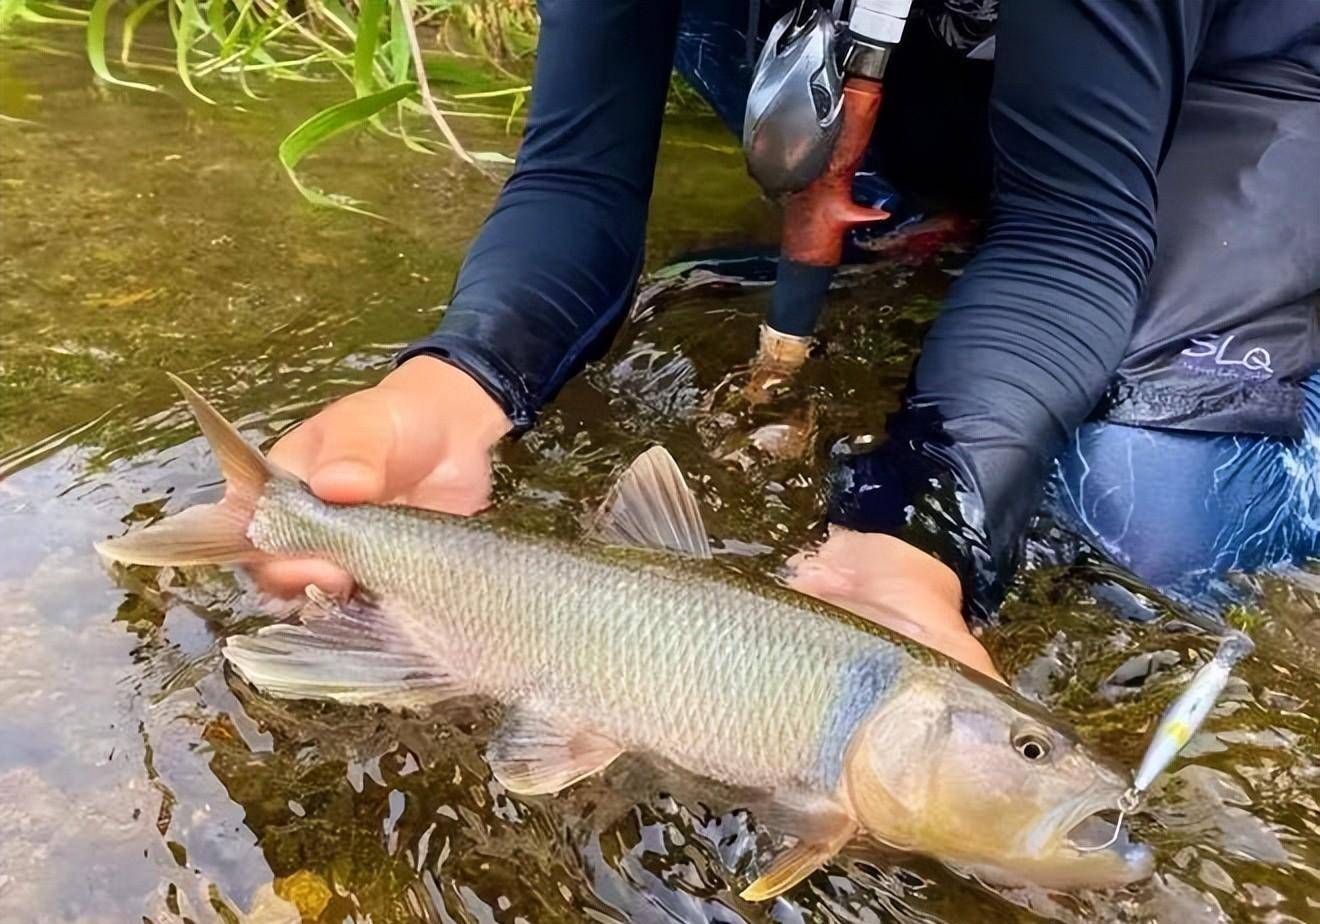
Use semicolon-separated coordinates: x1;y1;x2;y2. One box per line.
2;31;1318;924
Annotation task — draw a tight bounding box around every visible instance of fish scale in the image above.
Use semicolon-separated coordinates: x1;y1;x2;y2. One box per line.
250;479;906;792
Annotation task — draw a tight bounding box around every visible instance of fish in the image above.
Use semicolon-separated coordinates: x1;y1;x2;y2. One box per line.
96;375;1155;899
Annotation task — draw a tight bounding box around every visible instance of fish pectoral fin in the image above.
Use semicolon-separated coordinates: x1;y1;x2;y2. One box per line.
587;446;713;559
488;705;623;796
740;808;854;902
222;584;466;709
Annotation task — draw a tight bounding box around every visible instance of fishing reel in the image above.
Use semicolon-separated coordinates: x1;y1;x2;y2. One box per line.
744;0;910;197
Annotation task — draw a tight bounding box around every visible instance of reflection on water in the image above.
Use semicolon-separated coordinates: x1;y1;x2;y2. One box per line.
3;30;1319;924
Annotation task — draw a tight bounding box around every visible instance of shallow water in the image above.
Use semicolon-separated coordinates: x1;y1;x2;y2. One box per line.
3;31;1319;924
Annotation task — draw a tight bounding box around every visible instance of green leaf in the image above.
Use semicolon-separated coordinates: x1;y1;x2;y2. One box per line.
205;0;228;45
353;0;383;97
423;55;500;90
317;0;355;38
15;1;83;24
505;90;524;133
394;108;440;155
88;0;158;91
216;0;255;58
278;81;415;215
31;0;88;16
121;0;164;66
168;0;214;104
388;0;409;84
451;85;531;100
0;0;27;31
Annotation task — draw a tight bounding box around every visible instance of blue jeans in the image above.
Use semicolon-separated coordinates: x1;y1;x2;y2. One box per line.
1049;376;1320;604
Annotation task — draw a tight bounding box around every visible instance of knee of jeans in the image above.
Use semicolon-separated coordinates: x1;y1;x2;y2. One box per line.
1047;422;1311;591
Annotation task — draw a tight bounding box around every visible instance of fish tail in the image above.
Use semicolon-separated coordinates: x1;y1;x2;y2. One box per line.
96;374;272;566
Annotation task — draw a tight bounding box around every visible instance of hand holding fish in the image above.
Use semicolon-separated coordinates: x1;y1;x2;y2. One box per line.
249;356;512;598
788;529;1002;681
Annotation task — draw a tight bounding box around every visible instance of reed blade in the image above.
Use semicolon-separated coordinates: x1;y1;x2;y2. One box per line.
277;80;416;215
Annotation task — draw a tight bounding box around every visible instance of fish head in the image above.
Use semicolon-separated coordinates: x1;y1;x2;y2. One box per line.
843;666;1154;889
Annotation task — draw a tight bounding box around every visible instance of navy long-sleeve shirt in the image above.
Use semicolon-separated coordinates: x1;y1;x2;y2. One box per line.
401;0;1320;615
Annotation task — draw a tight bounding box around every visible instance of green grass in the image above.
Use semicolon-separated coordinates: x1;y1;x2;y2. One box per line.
2;0;539;211
3;0;710;212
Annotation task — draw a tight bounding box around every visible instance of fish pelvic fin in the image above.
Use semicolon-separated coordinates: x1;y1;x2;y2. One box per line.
488;704;623;796
95;374;274;566
588;446;712;559
223;585;467;709
740;801;855;901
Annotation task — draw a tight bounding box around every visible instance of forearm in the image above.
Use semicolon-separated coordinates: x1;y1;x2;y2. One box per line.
409;170;653;428
400;0;681;428
913;202;1151;532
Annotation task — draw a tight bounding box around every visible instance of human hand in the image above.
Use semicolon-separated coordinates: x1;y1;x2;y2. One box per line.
788;528;1003;681
250;355;512;598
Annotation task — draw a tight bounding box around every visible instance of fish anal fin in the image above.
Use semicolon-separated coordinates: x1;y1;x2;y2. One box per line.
222;584;466;709
740;801;854;902
588;446;712;559
488;706;623;796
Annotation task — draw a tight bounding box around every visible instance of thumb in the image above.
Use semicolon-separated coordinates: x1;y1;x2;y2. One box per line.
305;396;396;504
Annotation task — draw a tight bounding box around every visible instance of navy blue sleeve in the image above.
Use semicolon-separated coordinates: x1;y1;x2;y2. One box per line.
399;0;681;428
832;0;1216;616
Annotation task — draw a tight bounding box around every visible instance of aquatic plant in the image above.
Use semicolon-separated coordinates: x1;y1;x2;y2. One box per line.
3;0;707;211
2;0;538;211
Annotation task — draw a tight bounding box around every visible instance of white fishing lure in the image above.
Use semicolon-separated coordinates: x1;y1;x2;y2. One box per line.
1132;631;1254;792
1081;631;1254;851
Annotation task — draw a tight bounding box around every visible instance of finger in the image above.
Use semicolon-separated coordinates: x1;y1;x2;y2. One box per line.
782;546;814;575
403;480;490;516
785;555;857;600
266;419;321;480
248;557;355;599
306;399;396;504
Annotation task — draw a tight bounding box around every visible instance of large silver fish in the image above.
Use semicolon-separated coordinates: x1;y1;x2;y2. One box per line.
97;376;1153;899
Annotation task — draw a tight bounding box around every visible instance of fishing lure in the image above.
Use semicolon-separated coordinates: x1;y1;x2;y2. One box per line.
1081;631;1255;851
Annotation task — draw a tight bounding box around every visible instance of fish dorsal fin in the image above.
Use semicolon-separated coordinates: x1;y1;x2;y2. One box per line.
488;705;623;796
589;446;712;559
222;585;467;709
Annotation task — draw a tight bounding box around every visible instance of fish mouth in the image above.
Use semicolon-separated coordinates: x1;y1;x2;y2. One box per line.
1014;791;1154;888
1057;805;1154;886
1063;809;1131;850
1025;787;1118;855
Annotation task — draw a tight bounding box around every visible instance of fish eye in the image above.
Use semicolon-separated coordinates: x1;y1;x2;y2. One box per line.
1013;731;1052;762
